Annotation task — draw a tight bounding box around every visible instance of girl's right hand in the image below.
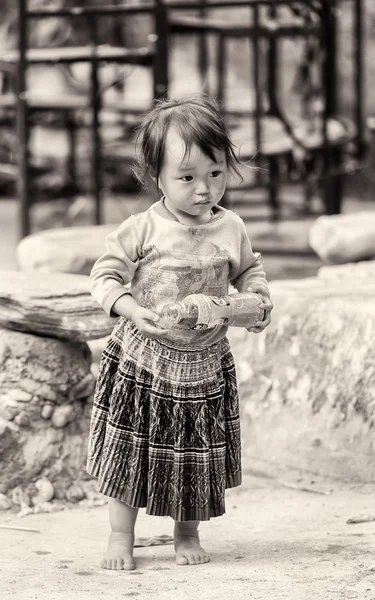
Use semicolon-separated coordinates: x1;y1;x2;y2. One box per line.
130;306;169;339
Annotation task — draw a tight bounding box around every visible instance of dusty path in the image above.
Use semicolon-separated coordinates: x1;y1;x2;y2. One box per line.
1;467;375;600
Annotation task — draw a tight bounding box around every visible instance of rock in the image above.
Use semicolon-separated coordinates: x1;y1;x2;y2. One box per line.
0;416;17;437
0;493;11;510
228;270;375;482
309;211;375;264
30;478;55;506
0;328;93;493
66;484;86;503
7;389;32;403
16;224;117;275
41;404;54;419
14;413;30;428
318;260;375;282
0;270;114;341
68;373;96;400
11;486;31;509
51;405;75;428
0;397;17;421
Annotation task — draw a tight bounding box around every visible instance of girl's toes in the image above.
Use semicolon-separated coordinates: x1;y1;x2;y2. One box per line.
176;554;189;565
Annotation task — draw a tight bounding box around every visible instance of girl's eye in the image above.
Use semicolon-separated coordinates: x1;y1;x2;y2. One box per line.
181;175;193;182
210;170;221;178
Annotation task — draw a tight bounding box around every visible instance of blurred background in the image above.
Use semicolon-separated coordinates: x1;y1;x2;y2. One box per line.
0;0;374;278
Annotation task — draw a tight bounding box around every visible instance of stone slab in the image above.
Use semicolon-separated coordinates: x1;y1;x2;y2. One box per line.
16;224;118;275
0;270;114;341
229;265;375;482
309;211;375;264
318;259;375;282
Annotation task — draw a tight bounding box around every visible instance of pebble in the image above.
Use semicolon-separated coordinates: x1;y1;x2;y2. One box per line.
0;418;8;436
0;493;11;510
51;405;75;428
69;373;96;400
7;389;32;403
41;404;54;419
11;486;31;509
14;413;30;427
31;478;55;506
67;484;86;503
0;406;14;421
4;397;19;409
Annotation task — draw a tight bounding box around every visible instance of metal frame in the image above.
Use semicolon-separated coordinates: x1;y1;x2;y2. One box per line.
167;0;367;220
0;0;367;235
5;0;169;237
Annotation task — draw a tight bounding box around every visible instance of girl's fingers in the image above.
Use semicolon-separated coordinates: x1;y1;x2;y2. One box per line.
259;318;271;329
260;301;273;311
142;322;168;337
141;309;160;323
248;313;272;332
247;326;263;333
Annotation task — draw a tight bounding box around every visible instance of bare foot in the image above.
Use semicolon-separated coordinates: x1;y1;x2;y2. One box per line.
100;531;135;570
174;524;210;566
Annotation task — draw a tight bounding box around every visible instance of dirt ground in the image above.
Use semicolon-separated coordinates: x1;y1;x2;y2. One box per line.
1;465;375;600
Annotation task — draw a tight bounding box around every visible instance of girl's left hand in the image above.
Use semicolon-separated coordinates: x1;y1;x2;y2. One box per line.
247;287;273;334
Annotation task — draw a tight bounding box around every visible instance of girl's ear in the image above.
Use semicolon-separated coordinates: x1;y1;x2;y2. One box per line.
148;172;162;195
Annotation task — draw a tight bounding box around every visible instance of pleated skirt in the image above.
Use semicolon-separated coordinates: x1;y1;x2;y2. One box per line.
86;318;241;521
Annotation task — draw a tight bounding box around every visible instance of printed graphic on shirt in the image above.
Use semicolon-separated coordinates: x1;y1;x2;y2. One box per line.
132;237;231;315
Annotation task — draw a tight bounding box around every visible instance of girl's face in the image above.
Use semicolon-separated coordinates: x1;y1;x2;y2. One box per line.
156;127;228;224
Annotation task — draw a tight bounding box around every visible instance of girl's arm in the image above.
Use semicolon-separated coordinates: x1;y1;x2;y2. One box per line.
89;217;141;317
230;219;273;332
90;217;167;339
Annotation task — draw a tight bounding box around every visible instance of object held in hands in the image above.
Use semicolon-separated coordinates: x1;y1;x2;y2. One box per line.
160;292;265;330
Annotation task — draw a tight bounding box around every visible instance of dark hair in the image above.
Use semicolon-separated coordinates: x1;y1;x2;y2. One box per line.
133;95;242;196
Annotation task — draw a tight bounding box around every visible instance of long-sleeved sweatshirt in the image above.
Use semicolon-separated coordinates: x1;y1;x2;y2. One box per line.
90;199;269;346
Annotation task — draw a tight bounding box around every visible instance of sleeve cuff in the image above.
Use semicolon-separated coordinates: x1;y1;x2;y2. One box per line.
102;288;133;317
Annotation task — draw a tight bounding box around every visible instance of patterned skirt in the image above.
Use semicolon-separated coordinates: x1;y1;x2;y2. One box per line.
86;318;241;522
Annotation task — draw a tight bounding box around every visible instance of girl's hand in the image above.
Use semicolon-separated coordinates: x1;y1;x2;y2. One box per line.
247;287;273;334
131;306;169;340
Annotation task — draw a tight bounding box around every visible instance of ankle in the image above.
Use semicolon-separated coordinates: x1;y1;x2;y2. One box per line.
110;530;135;539
174;521;200;537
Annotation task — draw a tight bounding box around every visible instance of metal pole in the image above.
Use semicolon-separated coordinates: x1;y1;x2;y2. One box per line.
153;0;169;98
325;0;337;117
252;5;261;162
321;0;343;215
17;0;30;238
354;0;365;158
267;2;278;115
198;0;208;90
88;15;102;225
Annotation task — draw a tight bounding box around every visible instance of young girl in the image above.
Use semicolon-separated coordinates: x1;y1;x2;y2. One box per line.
87;96;273;571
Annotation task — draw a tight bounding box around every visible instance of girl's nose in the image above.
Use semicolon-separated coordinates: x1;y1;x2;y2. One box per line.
195;179;209;195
